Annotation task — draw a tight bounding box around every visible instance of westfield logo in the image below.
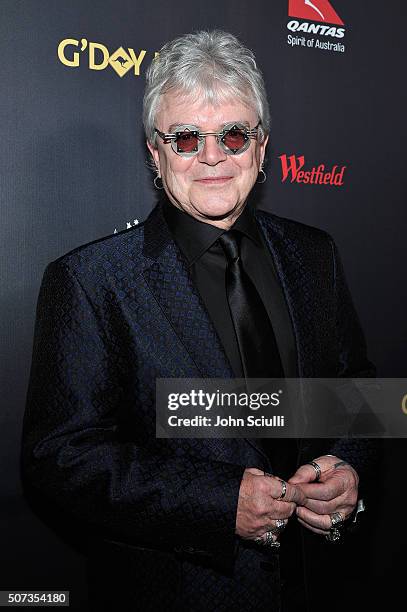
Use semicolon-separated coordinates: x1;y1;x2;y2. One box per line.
279;154;346;186
288;0;344;25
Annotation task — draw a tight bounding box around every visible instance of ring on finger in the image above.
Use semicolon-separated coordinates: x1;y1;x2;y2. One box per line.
264;473;287;500
326;511;345;542
307;460;322;482
330;512;344;528
254;531;281;549
277;479;287;499
268;519;288;536
275;518;287;532
264;531;281;548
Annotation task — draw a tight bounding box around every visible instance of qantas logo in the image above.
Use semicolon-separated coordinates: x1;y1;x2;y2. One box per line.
286;0;345;44
288;0;344;25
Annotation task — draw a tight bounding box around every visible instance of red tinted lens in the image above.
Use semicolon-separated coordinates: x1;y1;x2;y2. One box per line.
223;127;247;152
175;130;199;153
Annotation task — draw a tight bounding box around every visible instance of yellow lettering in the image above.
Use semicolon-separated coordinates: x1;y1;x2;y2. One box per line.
402;394;407;415
89;42;110;70
127;49;146;75
58;39;80;67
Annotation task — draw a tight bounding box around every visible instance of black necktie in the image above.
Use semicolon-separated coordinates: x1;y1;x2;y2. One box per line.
218;230;284;379
219;230;298;480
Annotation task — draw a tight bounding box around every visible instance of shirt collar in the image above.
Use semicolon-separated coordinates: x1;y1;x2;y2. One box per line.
163;198;262;266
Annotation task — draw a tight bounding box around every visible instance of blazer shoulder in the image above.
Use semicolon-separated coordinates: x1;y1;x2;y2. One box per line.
256;208;334;247
48;220;149;281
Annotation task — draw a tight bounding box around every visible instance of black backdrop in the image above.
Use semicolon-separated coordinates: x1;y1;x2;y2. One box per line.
1;1;406;609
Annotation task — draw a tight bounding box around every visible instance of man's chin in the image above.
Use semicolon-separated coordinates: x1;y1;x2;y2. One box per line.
192;200;243;221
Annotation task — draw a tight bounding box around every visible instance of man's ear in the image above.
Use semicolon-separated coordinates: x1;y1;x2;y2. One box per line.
146;140;160;175
259;134;269;168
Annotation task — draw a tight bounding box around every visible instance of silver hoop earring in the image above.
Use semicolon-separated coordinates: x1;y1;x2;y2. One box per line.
154;175;164;190
257;168;267;184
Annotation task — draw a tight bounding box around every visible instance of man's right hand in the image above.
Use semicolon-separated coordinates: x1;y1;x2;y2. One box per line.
235;467;307;541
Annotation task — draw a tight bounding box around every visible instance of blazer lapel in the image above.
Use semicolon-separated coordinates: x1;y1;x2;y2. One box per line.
142;203;233;379
256;211;318;377
142;203;270;465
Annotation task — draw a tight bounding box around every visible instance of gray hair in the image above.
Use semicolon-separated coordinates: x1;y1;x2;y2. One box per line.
143;30;270;146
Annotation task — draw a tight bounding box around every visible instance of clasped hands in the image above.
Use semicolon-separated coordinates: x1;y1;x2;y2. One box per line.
235;455;359;542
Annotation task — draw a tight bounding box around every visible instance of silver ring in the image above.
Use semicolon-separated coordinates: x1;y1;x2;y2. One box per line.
264;473;287;500
326;528;342;542
326;512;345;542
275;519;287;532
254;532;281;548
265;531;281;548
330;512;344;528
266;519;287;535
307;461;321;481
277;479;287;500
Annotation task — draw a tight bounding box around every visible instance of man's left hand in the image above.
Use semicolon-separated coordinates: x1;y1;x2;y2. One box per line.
288;455;359;536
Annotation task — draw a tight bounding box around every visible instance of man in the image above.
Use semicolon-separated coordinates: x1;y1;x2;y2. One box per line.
22;31;375;611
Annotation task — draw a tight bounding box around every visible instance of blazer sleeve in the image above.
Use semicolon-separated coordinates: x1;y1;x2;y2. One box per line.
324;238;381;489
21;260;245;561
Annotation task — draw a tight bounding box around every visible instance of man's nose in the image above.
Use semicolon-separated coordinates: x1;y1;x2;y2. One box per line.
197;135;227;165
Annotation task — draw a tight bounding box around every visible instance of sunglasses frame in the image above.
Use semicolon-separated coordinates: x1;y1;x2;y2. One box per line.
154;121;261;158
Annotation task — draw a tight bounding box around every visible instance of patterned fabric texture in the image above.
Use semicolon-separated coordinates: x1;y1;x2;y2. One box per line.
21;202;378;611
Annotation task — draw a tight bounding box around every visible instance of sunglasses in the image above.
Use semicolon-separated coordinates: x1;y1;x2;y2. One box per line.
154;121;261;158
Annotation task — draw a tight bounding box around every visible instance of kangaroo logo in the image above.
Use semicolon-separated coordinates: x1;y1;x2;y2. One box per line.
288;0;344;25
305;0;325;20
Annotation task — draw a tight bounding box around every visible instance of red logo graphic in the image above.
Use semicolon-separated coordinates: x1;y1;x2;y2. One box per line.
279;154;346;186
288;0;344;25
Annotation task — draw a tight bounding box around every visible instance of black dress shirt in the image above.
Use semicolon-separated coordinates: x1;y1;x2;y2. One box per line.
163;198;297;379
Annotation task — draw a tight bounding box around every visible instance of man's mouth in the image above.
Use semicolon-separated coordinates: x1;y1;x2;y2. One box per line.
194;176;233;184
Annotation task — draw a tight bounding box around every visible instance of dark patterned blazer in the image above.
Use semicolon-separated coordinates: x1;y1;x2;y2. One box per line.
21;202;375;611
